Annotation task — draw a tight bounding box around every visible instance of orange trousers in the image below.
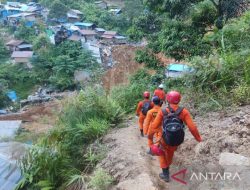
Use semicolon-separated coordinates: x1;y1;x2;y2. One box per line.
138;114;146;130
158;141;178;168
147;132;162;147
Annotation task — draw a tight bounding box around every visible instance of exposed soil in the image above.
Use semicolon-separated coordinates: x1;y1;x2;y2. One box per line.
0;101;61;133
100;105;250;190
102;45;144;91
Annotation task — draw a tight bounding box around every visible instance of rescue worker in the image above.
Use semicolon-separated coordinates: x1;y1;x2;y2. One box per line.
148;91;202;182
136;91;154;137
143;96;162;148
154;84;166;106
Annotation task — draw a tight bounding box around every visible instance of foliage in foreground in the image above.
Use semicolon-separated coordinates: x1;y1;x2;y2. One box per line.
17;88;124;190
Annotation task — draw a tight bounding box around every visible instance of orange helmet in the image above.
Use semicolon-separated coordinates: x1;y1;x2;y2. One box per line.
166;91;181;104
143;91;150;98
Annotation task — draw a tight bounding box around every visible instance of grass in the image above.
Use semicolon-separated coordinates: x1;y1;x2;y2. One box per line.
89;168;113;190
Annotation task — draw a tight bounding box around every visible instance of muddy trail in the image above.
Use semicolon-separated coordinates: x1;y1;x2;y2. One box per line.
100;105;250;190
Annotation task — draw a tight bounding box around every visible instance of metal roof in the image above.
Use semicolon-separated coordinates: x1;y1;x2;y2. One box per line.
74;22;94;27
167;63;191;72
11;51;33;58
0;157;22;190
79;30;97;36
17;44;33;49
0;121;22;139
95;28;105;32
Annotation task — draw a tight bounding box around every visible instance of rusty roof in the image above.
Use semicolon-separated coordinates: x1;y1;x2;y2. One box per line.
79;30;97;36
6;40;24;47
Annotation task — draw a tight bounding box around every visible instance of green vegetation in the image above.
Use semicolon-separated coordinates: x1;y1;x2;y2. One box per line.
0;38;9;61
17;88;124;189
130;1;250;112
32;40;99;90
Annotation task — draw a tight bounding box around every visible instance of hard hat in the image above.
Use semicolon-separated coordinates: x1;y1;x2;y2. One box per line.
143;91;150;98
150;145;165;156
166;91;181;104
152;96;160;105
158;84;164;89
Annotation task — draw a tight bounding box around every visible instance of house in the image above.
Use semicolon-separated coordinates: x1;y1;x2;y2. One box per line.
95;1;108;10
6;40;32;52
11;51;34;68
100;31;118;43
95;28;106;36
74;22;95;30
165;63;193;78
68;34;82;42
5;39;24;51
78;29;97;42
114;35;127;44
7;12;37;22
1;6;21;19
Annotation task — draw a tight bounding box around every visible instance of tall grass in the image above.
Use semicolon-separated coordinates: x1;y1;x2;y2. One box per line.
17;88;124;190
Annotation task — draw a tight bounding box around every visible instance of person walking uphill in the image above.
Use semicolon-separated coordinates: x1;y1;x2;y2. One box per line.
143;96;162;148
154;84;166;106
148;91;202;182
136;91;154;137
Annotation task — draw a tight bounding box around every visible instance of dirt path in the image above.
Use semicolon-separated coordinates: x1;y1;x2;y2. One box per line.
101;118;167;190
100;106;250;190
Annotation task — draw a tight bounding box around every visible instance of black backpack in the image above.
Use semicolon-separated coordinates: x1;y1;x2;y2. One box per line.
162;106;185;146
141;101;151;116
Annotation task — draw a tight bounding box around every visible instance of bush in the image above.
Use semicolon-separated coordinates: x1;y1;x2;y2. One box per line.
18;88;124;189
89;168;113;190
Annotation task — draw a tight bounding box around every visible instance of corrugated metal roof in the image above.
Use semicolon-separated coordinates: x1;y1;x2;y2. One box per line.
17;44;33;49
167;63;191;72
11;51;33;58
0;121;22;139
0;157;22;190
103;31;117;36
74;22;93;27
79;30;97;36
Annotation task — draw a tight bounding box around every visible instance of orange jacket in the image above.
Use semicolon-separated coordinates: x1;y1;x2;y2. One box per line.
149;104;202;142
154;89;166;101
143;105;161;135
136;99;154;116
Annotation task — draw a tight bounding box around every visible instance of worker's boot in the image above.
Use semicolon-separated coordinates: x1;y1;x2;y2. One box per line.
159;167;170;182
140;129;144;137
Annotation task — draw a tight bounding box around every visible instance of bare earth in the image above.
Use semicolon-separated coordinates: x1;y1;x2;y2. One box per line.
100;105;250;190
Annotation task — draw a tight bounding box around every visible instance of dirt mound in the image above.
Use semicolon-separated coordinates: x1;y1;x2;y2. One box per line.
100;105;250;189
102;45;144;91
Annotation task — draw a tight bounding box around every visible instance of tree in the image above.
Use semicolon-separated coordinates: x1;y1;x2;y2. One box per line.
0;38;9;61
32;41;99;90
210;0;250;28
48;0;69;19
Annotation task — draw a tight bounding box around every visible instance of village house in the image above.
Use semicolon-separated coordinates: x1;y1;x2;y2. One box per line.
5;39;32;52
95;28;106;36
78;29;97;42
11;51;34;68
74;22;95;30
67;9;83;23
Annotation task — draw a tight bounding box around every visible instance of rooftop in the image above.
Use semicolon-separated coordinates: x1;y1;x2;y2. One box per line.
79;29;97;35
6;39;23;46
167;63;192;72
11;51;33;58
74;22;94;27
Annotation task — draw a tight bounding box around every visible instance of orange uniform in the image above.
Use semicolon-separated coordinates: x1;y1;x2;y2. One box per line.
148;104;202;169
154;89;166;102
143;105;162;147
136;100;154;130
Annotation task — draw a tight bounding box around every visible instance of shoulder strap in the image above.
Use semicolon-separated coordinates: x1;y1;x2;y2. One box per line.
175;107;184;116
168;105;175;113
162;108;168;116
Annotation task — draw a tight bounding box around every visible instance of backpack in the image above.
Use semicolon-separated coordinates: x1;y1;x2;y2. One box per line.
141;101;151;116
162;106;185;146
